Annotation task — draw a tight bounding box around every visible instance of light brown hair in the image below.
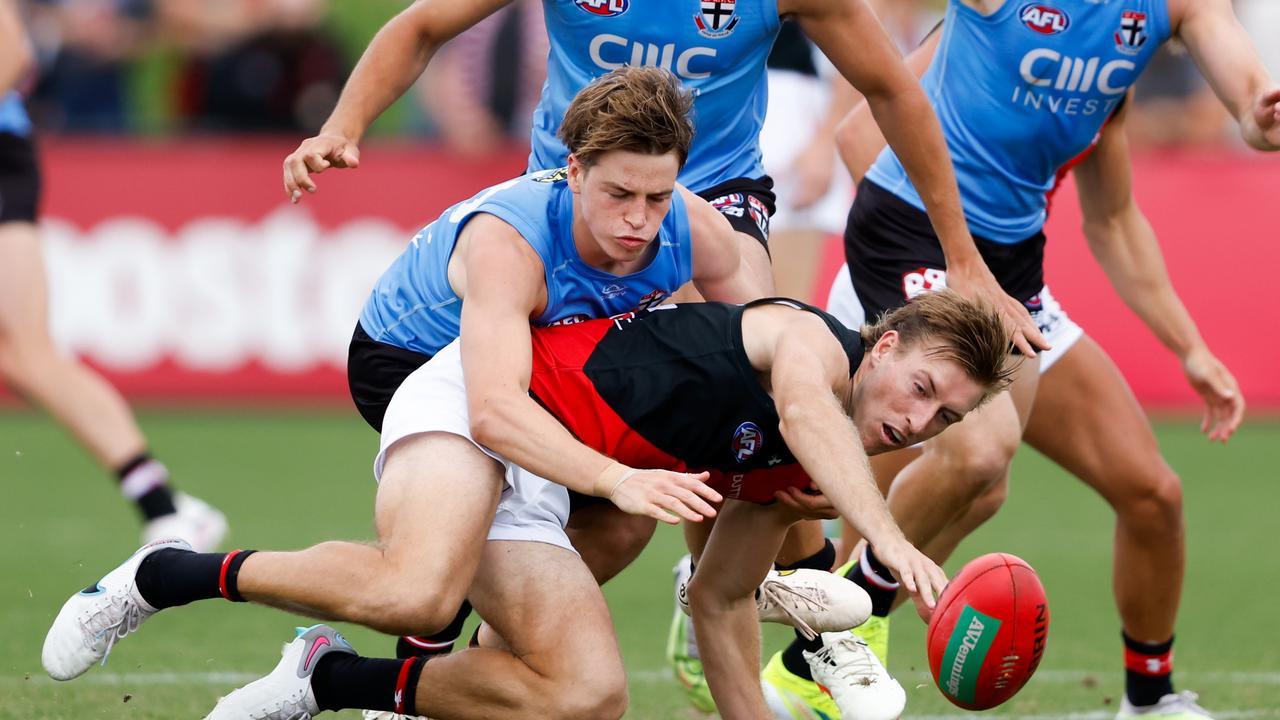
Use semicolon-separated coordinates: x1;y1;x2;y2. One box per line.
558;66;695;169
861;290;1016;397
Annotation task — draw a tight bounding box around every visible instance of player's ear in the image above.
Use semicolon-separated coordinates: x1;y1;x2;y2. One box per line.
567;154;585;193
867;330;899;367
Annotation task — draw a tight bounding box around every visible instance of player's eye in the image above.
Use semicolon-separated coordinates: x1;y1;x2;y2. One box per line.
915;383;926;396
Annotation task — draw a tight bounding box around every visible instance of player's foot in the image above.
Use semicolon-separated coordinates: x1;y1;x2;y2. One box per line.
851;614;890;665
42;538;191;680
667;556;715;713
758;569;872;639
205;625;354;719
1116;691;1214;719
804;631;905;720
142;492;228;552
760;650;840;720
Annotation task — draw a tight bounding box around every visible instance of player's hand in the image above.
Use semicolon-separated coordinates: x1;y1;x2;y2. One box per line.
773;484;840;520
788;140;836;211
1247;86;1280;150
1182;345;1245;442
871;536;949;622
601;465;722;525
946;260;1050;357
282;133;361;203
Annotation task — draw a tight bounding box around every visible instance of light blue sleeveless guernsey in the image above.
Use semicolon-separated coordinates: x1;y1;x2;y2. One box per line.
360;167;694;357
532;0;781;192
0;91;33;137
866;0;1170;243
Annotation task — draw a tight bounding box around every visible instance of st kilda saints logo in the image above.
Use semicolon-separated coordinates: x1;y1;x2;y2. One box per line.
694;0;739;38
1114;10;1149;55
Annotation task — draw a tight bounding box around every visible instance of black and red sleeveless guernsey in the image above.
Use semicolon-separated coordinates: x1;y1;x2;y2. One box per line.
527;299;865;504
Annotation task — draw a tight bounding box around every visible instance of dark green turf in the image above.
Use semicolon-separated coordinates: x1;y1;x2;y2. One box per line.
2;410;1277;718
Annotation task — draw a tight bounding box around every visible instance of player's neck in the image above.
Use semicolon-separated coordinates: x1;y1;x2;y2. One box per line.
960;0;1006;17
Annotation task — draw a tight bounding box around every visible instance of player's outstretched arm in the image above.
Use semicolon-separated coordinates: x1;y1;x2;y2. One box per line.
790;0;1047;357
282;0;514;202
762;310;948;612
1074;104;1244;442
1174;0;1280;151
0;0;34;94
458;220;721;524
684;187;771;303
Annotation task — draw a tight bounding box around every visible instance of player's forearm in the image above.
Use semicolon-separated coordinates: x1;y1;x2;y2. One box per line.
0;3;32;94
867;87;981;270
1084;212;1205;359
777;390;903;548
319;15;438;142
469;392;617;497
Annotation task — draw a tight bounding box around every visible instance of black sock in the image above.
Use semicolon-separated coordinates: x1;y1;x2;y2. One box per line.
397;601;474;658
843;545;900;617
781;634;824;681
134;548;256;609
116;454;177;521
1123;632;1175;706
313;654;427;714
774;539;837;573
777;539;839;646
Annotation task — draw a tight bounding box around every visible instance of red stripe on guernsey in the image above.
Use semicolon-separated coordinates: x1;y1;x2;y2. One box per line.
705;465;812;504
393;659;416;714
218;550;243;601
1125;646;1173;676
529;320;682;470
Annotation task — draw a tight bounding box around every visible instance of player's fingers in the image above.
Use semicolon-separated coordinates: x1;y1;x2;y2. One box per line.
672;486;718;519
303;152;331;174
659;492;706;523
682;472;721;504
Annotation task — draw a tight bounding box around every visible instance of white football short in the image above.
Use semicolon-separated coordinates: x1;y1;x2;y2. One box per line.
824;263;1084;373
374;339;575;553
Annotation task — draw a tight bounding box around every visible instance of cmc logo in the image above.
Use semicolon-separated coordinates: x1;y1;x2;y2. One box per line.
1020;4;1070;34
732;422;763;463
1020;49;1137;95
574;0;628;17
589;34;716;79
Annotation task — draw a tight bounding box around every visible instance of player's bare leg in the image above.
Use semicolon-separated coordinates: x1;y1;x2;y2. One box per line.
412;541;628;720
689;500;791;719
770;228;826;303
0;221;225;550
1023;336;1187;707
566;503;656;584
235;432;503;635
0;222;149;470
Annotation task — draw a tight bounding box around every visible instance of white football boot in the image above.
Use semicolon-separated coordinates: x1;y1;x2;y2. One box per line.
804;631;906;720
142;492;229;552
675;561;872;639
205;625;355;720
42;538;192;680
1117;690;1214;719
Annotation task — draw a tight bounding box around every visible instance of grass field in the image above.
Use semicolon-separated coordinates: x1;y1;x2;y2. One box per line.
2;409;1277;718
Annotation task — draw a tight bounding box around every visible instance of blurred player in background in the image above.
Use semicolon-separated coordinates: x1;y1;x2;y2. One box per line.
0;0;225;550
771;0;1278;717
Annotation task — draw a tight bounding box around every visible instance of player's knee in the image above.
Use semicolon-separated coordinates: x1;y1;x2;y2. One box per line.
967;476;1009;526
359;582;465;637
549;670;628;720
936;440;1016;501
1116;464;1184;533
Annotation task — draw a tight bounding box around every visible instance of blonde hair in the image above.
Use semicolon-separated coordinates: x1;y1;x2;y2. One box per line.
558;66;695;169
861;291;1016;396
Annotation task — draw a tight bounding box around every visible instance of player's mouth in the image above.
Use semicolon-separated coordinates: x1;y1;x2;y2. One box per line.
882;423;905;447
616;235;648;250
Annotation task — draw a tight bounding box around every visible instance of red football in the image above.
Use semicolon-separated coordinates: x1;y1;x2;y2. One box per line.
926;553;1049;710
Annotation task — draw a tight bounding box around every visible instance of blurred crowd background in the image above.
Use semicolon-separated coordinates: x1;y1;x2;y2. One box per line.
13;0;1280;150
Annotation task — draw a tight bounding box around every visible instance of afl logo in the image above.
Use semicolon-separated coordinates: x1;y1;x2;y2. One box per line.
732;422;763;463
575;0;629;17
1020;4;1070;35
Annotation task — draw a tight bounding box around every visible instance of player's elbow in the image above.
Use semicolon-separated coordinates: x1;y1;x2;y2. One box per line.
468;395;520;450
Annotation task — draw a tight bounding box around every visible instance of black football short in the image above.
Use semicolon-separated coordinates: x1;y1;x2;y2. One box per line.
0;132;40;224
843;178;1046;320
347;322;433;432
696;175;776;250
